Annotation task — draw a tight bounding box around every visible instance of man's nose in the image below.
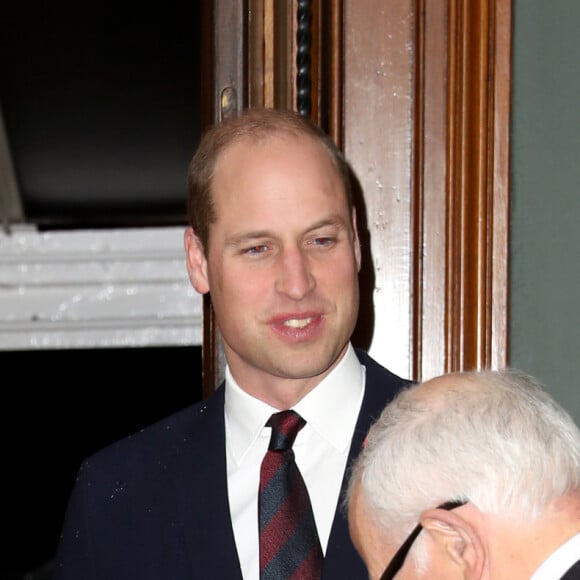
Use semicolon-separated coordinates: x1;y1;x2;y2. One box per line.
274;248;315;299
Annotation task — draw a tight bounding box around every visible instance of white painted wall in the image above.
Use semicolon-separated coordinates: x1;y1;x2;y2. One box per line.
0;225;202;349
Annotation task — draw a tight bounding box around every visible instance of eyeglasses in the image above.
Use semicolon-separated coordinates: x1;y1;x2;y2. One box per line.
380;500;467;580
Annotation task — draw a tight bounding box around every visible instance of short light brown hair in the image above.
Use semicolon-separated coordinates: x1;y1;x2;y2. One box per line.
186;107;353;253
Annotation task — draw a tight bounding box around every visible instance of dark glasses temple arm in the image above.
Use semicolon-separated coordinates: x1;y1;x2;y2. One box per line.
380;499;467;580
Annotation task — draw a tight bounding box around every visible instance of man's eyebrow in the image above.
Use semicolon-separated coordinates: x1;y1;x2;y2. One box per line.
225;230;273;246
307;216;348;230
225;217;349;246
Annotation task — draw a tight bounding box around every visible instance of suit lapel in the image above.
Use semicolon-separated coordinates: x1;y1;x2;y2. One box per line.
323;350;410;579
562;559;580;579
173;384;243;579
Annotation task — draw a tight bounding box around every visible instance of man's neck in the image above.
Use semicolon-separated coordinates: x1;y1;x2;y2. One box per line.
487;494;580;579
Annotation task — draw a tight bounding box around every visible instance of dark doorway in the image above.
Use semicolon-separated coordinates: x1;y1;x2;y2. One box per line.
1;346;203;578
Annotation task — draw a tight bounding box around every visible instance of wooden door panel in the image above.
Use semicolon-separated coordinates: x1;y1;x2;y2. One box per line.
343;0;415;379
207;0;511;394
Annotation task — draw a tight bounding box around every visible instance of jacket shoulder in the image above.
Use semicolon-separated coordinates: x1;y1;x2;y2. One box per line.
354;348;412;387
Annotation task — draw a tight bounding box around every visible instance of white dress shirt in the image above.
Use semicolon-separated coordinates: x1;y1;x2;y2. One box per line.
530;533;580;580
225;343;366;580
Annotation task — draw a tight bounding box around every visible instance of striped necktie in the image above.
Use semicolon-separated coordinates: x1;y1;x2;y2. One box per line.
258;410;323;579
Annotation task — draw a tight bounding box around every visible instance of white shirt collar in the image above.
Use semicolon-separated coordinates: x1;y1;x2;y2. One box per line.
224;343;365;466
530;533;580;580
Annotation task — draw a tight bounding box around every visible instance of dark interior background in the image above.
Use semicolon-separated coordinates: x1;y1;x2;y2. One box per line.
1;347;203;578
1;3;201;229
1;3;204;578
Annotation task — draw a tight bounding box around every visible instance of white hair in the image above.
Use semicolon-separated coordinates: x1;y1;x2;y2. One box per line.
347;368;580;550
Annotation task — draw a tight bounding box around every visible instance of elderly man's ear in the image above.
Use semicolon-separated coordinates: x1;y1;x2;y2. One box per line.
184;227;210;294
420;507;485;579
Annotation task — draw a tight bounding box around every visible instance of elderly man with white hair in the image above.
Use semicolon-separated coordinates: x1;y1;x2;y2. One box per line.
347;368;580;580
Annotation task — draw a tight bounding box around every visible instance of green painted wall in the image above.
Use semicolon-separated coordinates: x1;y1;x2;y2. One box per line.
510;0;580;423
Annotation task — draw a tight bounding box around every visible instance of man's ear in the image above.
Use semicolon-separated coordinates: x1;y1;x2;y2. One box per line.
184;227;210;294
420;507;485;580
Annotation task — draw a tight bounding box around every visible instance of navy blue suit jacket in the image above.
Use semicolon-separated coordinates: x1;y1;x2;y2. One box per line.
563;559;580;579
54;349;410;579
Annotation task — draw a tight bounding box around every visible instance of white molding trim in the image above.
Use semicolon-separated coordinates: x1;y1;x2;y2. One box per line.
0;225;202;350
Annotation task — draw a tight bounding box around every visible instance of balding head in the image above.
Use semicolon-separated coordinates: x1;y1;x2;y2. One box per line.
346;368;580;579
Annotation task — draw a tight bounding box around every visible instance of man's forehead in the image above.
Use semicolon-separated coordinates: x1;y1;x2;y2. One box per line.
219;130;316;158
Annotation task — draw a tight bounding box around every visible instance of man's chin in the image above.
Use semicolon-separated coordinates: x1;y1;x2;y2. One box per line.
273;350;342;380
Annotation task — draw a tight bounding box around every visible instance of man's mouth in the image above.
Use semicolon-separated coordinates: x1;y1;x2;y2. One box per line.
283;317;313;329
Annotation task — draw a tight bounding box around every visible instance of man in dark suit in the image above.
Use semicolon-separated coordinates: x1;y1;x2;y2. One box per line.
347;368;580;580
54;108;411;579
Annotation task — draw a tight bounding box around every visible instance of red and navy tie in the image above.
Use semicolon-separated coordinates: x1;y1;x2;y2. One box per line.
258;410;323;580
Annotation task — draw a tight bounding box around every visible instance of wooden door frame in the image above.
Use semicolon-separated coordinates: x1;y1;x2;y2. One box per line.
201;0;511;396
413;0;511;377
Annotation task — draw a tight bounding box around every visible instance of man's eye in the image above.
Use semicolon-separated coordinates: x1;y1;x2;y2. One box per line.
244;244;268;255
312;236;335;247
